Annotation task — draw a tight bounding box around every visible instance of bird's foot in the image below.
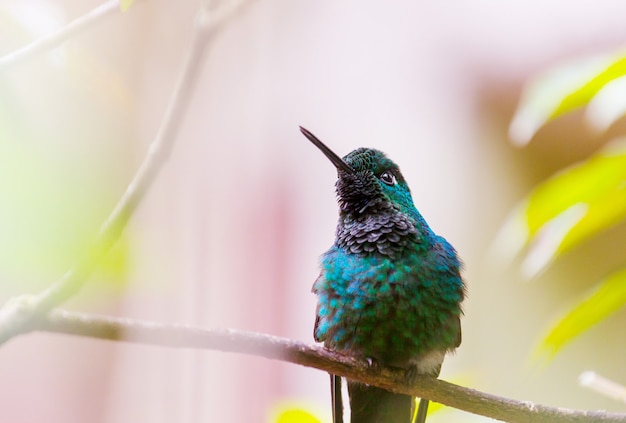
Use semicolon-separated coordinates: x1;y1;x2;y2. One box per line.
404;364;420;384
364;356;378;369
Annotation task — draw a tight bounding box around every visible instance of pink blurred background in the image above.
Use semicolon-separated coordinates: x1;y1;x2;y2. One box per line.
0;0;625;421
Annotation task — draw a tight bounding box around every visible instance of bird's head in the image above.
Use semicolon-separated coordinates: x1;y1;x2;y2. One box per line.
300;127;417;218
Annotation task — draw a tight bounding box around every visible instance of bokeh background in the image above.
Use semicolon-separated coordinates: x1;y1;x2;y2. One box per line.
0;0;625;421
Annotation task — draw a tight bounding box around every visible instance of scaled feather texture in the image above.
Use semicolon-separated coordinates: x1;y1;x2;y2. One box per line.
303;128;465;423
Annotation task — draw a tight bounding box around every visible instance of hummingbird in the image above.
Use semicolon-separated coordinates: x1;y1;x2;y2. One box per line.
301;126;465;423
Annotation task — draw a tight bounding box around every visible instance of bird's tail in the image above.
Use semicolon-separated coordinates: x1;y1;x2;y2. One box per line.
331;374;343;423
414;398;429;423
347;381;413;423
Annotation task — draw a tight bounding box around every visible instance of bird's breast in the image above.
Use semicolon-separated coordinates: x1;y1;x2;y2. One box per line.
314;246;463;367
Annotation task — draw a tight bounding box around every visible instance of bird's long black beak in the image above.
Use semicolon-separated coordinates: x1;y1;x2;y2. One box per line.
300;126;354;174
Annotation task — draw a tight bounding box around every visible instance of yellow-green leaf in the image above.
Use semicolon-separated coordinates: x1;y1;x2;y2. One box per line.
551;56;626;119
274;408;321;423
509;52;626;145
586;75;626;132
536;267;626;358
495;139;626;277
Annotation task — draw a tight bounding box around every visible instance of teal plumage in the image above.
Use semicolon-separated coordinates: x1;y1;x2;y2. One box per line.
315;241;462;368
301;127;465;423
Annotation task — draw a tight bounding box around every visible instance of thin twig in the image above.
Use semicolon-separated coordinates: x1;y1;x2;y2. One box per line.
39;309;626;423
0;0;124;73
0;0;253;345
579;371;626;404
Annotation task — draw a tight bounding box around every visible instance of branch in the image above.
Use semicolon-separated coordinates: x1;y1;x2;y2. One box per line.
0;0;124;73
0;0;253;345
38;309;626;423
579;371;626;404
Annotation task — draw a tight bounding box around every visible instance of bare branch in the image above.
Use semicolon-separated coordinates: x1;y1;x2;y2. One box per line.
2;3;621;423
0;0;123;73
0;0;254;345
579;371;626;404
37;309;626;423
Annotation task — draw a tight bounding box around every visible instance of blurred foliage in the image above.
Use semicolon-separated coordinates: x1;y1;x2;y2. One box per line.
538;268;626;357
271;405;321;423
506;51;626;357
0;100;129;295
120;0;137;13
509;51;626;145
273;374;472;423
0;4;131;299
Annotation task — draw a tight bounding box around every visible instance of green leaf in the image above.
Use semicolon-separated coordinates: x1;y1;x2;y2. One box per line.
509;52;626;145
536;267;626;357
120;0;136;12
495;139;626;278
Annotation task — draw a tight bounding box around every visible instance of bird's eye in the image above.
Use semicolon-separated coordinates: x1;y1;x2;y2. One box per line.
379;171;397;186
